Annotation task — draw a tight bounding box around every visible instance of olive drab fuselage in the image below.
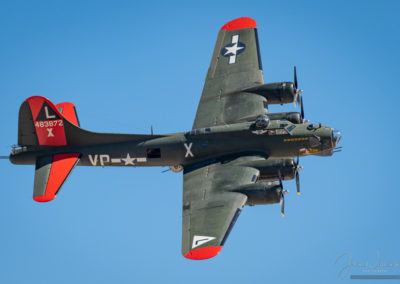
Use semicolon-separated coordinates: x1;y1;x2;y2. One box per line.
10;120;336;168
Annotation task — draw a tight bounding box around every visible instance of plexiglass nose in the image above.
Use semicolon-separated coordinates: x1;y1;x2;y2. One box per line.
332;129;342;146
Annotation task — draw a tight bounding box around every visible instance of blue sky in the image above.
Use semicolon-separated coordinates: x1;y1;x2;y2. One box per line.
1;0;399;283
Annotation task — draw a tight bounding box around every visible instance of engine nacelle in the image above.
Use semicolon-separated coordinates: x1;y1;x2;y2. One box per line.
233;182;282;206
268;112;301;124
244;82;296;105
235;158;296;181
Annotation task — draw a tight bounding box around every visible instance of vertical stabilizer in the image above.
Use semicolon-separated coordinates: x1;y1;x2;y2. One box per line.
18;96;68;146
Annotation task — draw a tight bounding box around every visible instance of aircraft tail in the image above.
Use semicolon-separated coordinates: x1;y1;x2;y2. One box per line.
17;96;162;202
16;96;82;201
18;96;162;147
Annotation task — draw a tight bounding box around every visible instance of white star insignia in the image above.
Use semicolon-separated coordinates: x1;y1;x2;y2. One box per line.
224;43;244;56
121;153;135;165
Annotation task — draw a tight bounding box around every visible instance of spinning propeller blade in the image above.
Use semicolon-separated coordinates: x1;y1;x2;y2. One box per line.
278;170;288;216
293;66;303;107
300;96;305;122
294;156;302;195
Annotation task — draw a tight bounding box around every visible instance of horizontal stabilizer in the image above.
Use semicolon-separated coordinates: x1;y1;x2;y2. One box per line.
33;153;80;202
56;102;80;127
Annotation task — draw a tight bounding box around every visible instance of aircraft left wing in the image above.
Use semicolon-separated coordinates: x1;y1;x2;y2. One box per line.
192;17;265;129
182;162;259;260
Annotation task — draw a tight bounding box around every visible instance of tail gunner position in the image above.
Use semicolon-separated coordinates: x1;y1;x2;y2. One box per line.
9;17;341;260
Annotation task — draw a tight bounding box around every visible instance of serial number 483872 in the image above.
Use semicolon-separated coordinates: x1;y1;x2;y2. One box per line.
35;120;63;128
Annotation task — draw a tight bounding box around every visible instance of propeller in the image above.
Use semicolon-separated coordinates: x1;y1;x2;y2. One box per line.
278;170;289;217
300;96;305;122
293;66;303;107
293;156;303;195
333;146;343;154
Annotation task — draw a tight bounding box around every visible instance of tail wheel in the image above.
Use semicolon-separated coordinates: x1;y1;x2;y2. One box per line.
170;165;183;173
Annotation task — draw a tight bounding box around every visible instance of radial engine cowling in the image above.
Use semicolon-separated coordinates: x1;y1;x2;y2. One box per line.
236;158;296;181
268;112;301;124
233;182;282;206
244;82;296;105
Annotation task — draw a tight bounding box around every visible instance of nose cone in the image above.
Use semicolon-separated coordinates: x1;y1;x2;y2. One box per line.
332;129;342;147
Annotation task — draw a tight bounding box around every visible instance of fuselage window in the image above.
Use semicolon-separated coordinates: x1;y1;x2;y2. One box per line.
275;129;288;135
285;125;296;133
147;148;161;158
188;129;200;135
267;129;288;135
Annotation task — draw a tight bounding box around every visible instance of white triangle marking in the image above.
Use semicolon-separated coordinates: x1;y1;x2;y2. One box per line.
192;235;216;249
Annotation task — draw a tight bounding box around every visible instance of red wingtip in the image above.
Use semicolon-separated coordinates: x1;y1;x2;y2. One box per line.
220;17;257;31
183;246;222;260
33;195;55;202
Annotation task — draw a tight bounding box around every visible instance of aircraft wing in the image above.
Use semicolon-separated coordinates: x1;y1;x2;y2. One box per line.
182;162;259;260
192;17;265;129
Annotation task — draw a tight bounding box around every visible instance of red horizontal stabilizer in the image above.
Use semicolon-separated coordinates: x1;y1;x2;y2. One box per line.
26;96;67;146
220;17;257;31
33;153;80;202
183;246;222;260
56;102;80;127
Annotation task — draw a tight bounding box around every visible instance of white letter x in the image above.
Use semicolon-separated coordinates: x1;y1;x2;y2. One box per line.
47;128;54;137
184;142;194;158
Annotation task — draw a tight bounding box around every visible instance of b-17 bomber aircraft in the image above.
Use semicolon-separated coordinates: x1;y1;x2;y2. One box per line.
9;17;341;260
